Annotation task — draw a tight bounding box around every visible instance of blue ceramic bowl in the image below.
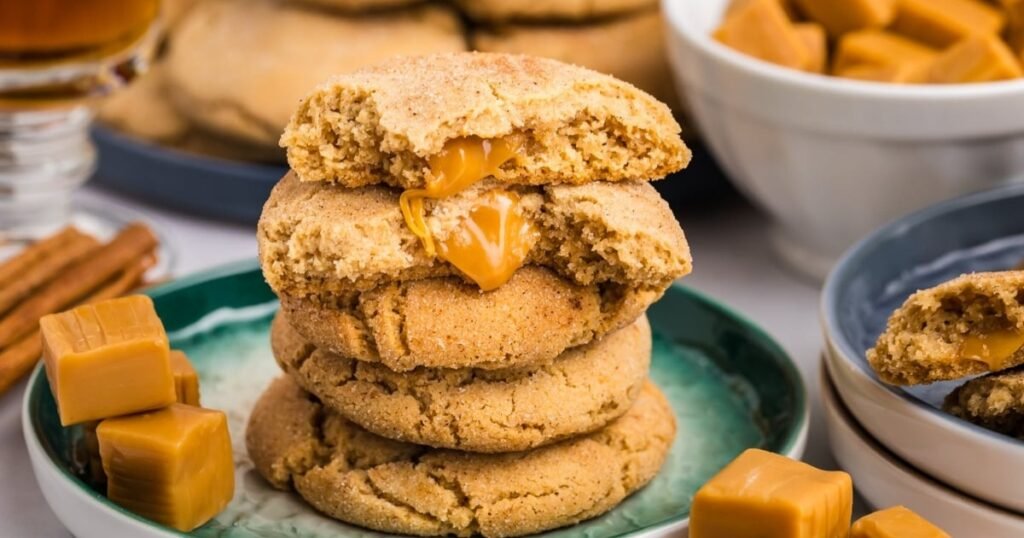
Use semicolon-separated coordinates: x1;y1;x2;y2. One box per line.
822;182;1024;512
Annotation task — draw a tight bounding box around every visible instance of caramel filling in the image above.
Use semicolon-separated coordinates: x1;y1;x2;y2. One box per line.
960;330;1024;370
400;136;529;290
439;191;537;292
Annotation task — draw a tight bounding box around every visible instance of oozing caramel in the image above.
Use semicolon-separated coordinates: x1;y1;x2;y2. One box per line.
960;330;1024;370
439;191;536;291
400;136;530;290
400;136;521;256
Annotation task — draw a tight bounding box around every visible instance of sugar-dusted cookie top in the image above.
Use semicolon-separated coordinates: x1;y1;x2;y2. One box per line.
869;271;1024;385
271;312;651;452
258;172;691;298
280;52;689;187
245;375;676;538
453;0;656;22
945;366;1024;439
166;0;465;148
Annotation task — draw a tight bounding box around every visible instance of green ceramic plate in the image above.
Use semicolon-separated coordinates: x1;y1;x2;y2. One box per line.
23;260;807;538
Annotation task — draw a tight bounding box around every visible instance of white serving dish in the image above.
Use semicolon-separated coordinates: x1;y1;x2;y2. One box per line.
661;0;1024;279
821;364;1024;537
823;339;1024;513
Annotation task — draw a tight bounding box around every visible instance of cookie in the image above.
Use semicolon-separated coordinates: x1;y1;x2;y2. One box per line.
98;65;189;144
869;271;1024;385
259;171;690;297
453;0;656;22
165;0;465;149
272;312;651;452
945;366;1024;439
246;376;676;538
284;0;424;13
472;10;679;109
278;265;657;371
281;52;688;187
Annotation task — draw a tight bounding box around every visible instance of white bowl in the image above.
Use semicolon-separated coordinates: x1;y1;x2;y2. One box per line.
821;364;1024;537
661;0;1024;279
823;340;1024;513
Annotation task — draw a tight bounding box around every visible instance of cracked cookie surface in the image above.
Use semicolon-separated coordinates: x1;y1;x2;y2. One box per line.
258;172;691;299
165;0;465;149
280;52;688;187
246;376;676;538
278;265;658;371
868;271;1024;385
945;366;1024;439
272;312;651;452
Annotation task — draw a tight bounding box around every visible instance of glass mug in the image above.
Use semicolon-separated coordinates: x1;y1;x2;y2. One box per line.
0;0;161;241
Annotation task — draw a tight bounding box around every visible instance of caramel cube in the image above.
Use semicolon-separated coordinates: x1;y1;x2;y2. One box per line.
918;35;1023;83
169;350;200;406
714;0;811;70
795;23;828;72
1003;0;1024;55
892;0;1006;48
97;404;235;532
792;0;896;37
690;449;853;538
833;30;938;72
40;295;175;426
852;506;951;538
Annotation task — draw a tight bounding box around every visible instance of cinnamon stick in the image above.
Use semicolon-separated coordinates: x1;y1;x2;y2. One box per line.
0;223;157;349
0;259;152;395
0;227;88;285
0;232;99;317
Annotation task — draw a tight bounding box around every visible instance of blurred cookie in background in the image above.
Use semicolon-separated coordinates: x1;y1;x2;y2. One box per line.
98;65;189;145
455;0;655;22
283;0;426;13
472;9;680;111
164;0;466;152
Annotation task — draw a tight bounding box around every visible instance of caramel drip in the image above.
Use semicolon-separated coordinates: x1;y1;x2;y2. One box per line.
960;330;1024;370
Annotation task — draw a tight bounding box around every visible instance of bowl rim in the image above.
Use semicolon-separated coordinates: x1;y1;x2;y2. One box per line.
819;361;1024;522
661;0;1024;101
821;182;1024;451
22;259;809;537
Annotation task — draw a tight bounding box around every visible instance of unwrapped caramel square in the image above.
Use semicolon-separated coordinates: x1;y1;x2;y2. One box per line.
40;295;175;426
833;30;938;72
169;350;200;406
917;35;1023;83
892;0;1005;48
97;404;234;532
793;0;896;37
715;0;811;70
690;449;853;538
852;506;951;538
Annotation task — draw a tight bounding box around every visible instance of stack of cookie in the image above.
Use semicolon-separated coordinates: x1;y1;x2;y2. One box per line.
246;52;693;536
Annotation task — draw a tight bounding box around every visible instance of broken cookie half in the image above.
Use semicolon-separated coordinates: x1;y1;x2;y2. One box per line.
868;271;1024;386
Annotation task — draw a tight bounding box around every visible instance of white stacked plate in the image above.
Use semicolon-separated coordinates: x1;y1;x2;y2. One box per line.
820;183;1024;535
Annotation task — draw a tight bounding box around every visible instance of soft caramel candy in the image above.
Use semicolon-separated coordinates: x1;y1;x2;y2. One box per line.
959;330;1024;370
917;35;1023;83
795;23;828;72
97;404;234;532
835;63;923;83
892;0;1006;48
714;0;811;70
852;506;951;538
40;295;175;426
400;136;521;257
1003;0;1024;55
438;191;538;291
690;449;853;538
833;30;937;72
792;0;896;37
169;350;200;406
